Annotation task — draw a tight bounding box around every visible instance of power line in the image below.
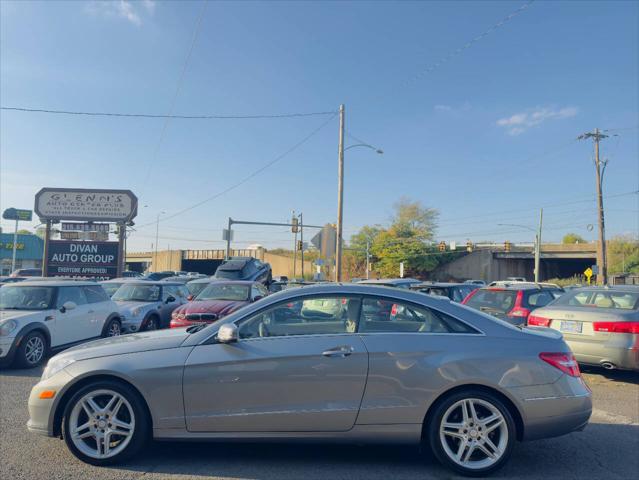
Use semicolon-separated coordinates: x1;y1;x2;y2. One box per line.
0;106;338;120
134;113;338;229
406;0;536;85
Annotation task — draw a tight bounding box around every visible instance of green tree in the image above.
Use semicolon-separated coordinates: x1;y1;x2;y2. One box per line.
607;235;639;274
389;197;438;241
16;229;32;235
562;233;586;244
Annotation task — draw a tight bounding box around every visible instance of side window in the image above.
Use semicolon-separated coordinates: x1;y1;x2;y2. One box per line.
238;296;361;339
163;285;179;300
83;285;110;303
57;287;88;308
359;297;478;334
527;291;554;308
177;286;189;299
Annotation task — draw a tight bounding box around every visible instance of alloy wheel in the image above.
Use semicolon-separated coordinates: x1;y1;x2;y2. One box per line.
68;389;135;459
108;322;121;337
439;398;508;470
24;336;45;365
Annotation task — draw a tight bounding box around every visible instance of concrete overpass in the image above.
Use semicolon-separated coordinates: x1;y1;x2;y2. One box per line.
431;243;597;282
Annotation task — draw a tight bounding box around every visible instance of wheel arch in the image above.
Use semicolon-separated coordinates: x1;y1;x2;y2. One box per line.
15;322;51;349
421;383;525;442
52;373;153;438
99;313;122;337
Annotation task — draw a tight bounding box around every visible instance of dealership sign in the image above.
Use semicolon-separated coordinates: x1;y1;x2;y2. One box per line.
2;208;33;222
35;188;137;222
47;240;119;279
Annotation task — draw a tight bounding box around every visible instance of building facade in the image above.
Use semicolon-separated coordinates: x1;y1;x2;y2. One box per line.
0;233;44;275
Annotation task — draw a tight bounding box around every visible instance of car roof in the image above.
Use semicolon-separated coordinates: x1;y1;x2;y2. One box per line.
187;277;216;284
115;280;183;286
100;278;134;283
481;284;557;291
413;282;468;288
218;259;251;270
570;285;639;292
5;279;98;287
358;278;420;285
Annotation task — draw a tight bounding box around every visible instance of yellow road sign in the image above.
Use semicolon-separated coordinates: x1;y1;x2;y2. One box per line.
584;267;593;285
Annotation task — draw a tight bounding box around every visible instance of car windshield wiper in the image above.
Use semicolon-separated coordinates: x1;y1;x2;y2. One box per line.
186;323;208;334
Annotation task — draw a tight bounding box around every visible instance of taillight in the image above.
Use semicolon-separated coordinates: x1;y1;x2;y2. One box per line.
539;352;581;377
528;315;551;327
593;321;639;334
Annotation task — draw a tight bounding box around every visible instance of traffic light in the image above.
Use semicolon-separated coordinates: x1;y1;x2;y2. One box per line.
504;241;512;252
438;241;446;252
297;240;303;251
466;241;473;253
291;217;299;233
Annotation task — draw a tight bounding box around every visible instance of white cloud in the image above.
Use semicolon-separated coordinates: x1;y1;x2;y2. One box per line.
433;102;471;115
496;106;578;135
85;1;156;26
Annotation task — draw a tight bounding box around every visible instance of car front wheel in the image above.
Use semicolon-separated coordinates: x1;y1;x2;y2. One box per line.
15;331;47;368
426;390;516;477
103;318;122;337
63;381;148;465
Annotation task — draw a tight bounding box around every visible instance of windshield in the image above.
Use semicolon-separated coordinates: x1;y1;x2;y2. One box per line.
187;281;210;297
196;283;250;301
465;289;517;315
101;283;124;297
0;286;56;310
112;284;160;302
215;269;243;280
552;290;639;310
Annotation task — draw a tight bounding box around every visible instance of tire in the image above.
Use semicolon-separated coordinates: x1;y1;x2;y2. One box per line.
14;330;47;368
426;389;516;477
62;380;149;466
144;315;160;331
103;318;122;338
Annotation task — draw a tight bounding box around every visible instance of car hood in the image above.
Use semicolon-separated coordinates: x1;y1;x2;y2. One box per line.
51;328;190;362
173;300;248;317
115;300;156;313
0;309;42;321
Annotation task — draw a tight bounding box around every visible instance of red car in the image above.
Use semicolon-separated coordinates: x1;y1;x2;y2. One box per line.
170;281;268;328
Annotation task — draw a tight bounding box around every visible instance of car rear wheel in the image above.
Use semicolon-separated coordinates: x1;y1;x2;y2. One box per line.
63;381;148;465
15;331;47;368
426;390;515;477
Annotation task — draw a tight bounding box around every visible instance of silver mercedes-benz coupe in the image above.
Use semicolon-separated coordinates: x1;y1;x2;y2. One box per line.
27;284;592;476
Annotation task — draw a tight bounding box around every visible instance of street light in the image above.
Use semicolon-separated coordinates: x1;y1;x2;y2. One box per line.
498;209;543;283
154;211;166;272
335;111;383;282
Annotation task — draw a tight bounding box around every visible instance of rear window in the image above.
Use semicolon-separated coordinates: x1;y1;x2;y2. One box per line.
552;290;639;310
465;289;517;314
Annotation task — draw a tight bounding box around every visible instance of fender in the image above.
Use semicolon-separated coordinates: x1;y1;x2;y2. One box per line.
0;322;52;367
99;312;122;337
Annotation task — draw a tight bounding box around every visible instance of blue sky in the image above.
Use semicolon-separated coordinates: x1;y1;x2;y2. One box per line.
1;0;637;252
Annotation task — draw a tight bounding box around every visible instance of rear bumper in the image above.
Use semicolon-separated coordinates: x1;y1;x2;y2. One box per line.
572;346;639;371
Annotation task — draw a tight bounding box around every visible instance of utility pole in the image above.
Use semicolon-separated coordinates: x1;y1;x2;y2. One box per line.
292;210;297;279
335;104;345;282
154;212;164;272
579;129;609;285
10;218;18;274
300;213;304;279
365;239;370;280
534;208;543;283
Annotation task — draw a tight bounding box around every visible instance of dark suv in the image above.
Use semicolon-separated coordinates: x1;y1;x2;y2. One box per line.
462;284;562;325
214;257;272;285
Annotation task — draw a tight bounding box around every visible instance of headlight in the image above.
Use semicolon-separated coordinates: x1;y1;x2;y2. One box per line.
0;319;18;336
131;307;143;317
41;357;76;380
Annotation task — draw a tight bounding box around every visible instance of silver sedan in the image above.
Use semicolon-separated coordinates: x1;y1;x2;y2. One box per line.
27;284;592;477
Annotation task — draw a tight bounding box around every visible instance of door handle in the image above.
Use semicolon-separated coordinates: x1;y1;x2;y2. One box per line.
322;345;354;358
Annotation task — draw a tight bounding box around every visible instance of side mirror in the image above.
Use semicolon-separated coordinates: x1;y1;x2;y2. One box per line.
165;296;176;304
217;324;238;344
187;294;194;301
252;295;264;302
60;301;77;313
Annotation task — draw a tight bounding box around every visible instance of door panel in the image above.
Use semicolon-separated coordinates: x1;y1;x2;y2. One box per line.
52;287;93;346
183;335;368;432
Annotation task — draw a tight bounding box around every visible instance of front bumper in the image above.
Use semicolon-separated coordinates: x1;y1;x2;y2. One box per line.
27;368;76;437
121;317;144;333
0;336;18;367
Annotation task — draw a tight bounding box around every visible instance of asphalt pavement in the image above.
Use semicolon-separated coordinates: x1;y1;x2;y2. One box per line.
0;366;637;480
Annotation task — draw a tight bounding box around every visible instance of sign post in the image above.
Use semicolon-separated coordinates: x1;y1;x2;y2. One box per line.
3;208;33;274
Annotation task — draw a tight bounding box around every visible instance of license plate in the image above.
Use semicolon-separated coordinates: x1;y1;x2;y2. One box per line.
560;320;582;334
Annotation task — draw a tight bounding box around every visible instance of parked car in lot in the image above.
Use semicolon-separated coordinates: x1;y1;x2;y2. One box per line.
27;283;592;476
1;276;30;286
10;268;42;277
528;286;639;371
111;281;189;332
357;278;422;289
121;271;143;278
462;284;559;325
170;281;268;328
143;271;176;281
214;257;272;284
0;281;121;368
411;282;477;303
464;279;486;286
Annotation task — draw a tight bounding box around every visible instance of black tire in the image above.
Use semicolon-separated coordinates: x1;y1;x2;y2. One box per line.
14;330;47;368
144;315;160;331
426;389;516;477
62;380;149;466
103;318;122;338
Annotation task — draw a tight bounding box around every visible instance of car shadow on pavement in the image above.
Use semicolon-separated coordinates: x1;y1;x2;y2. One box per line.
103;424;639;480
582;366;639;385
0;365;44;378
